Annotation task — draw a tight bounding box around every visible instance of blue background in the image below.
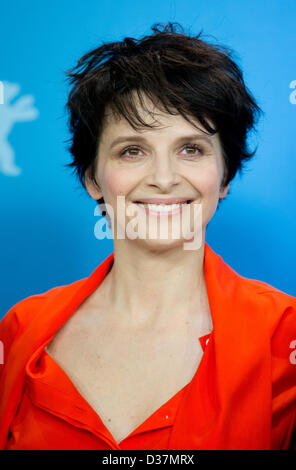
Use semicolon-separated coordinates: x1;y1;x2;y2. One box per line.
1;0;295;319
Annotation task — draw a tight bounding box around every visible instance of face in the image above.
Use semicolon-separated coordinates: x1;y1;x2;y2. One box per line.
85;93;230;250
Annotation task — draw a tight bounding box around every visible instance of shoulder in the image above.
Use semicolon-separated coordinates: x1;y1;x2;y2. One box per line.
221;255;296;330
0;279;86;346
218;252;296;348
208;243;295;325
239;273;296;324
0;252;113;361
237;275;296;356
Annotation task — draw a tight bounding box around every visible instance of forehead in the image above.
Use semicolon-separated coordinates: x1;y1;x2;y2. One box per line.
100;91;219;145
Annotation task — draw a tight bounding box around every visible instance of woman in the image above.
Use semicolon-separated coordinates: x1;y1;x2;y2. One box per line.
0;23;295;450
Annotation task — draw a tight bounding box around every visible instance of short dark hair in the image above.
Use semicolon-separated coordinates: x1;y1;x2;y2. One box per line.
63;22;263;208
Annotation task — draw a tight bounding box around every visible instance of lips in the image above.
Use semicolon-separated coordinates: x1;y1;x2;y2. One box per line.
134;198;193;205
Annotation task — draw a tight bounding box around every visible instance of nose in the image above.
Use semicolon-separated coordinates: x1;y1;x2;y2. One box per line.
147;153;181;192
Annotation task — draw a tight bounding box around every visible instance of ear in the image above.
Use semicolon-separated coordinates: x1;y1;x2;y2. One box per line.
85;168;103;201
219;182;230;199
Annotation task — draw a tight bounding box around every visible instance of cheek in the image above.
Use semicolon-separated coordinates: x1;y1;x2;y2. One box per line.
191;165;222;226
188;164;221;196
102;167;136;200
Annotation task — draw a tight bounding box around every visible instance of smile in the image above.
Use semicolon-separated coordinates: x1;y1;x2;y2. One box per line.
133;200;193;216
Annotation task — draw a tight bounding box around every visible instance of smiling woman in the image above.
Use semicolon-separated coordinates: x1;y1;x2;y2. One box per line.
0;22;295;451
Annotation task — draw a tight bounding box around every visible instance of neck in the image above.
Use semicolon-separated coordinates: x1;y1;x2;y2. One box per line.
100;233;212;332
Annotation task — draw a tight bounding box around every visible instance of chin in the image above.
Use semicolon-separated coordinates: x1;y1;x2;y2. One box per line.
128;234;197;253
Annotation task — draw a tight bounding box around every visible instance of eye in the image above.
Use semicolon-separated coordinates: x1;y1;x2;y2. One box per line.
180;144;204;157
120;146;144;159
119;143;204;160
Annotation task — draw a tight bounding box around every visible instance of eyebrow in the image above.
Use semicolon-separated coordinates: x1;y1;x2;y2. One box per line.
109;133;214;150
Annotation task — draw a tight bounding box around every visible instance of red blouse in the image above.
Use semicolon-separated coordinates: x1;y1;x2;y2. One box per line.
1;242;295;449
4;332;211;450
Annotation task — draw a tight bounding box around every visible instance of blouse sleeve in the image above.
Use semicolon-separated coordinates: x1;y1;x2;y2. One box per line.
0;304;20;384
271;304;296;450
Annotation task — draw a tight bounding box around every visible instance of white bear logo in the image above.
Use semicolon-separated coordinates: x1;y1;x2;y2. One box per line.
0;80;39;176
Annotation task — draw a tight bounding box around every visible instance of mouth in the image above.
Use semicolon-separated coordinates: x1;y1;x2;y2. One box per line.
132;199;194;216
134;199;193;205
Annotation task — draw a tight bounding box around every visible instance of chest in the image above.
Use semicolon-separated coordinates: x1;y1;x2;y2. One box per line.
45;307;208;444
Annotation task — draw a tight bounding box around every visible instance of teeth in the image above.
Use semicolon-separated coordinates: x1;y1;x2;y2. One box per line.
136;202;188;211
